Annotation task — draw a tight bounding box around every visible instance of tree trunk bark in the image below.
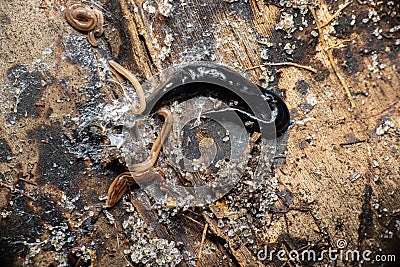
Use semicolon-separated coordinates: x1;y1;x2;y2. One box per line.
0;0;399;266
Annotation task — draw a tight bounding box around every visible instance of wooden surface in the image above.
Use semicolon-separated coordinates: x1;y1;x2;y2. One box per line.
0;0;399;266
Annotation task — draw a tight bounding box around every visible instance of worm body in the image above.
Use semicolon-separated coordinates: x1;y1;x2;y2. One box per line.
65;4;97;31
131;108;173;172
108;60;146;114
105;59;172;207
106;168;166;207
106;172;129;207
106;108;171;207
65;3;104;47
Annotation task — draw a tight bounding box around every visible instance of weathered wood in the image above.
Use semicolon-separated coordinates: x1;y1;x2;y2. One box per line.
1;0;399;266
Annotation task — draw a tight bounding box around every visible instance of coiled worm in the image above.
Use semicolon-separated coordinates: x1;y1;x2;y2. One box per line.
65;3;104;47
106;168;166;207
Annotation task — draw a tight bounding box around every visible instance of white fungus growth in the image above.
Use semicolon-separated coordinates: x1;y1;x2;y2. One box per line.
159;32;175;61
122;214;183;266
376;119;395;136
143;1;157;14
367;52;387;79
158;0;173;17
275;12;296;37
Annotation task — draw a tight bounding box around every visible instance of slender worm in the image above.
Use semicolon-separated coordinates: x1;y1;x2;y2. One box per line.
108;60;146;114
93;9;104;36
131;108;173;172
106;108;172;207
64;3;104;47
106;168;165;207
106;172;129;208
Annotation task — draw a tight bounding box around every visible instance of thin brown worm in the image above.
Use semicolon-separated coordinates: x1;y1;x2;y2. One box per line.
106;109;171;207
65;4;98;31
64;3;104;47
133;168;166;184
106;172;128;207
93;9;104;37
131;108;173;172
108;60;146;114
87;31;98;47
106;168;165;207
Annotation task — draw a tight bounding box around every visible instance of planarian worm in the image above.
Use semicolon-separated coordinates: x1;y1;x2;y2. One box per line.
106;172;129;208
106;168;165;207
131;108;173;172
64;3;104;47
108;60;146;114
106;108;171;207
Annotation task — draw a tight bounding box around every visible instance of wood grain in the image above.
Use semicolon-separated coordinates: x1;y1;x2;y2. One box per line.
0;0;399;266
